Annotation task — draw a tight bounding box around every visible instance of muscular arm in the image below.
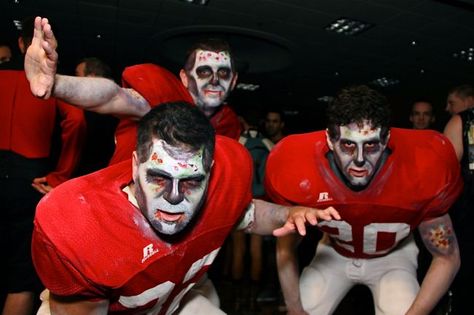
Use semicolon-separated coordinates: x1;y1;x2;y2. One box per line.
53;75;150;119
277;234;308;315
25;16;150;120
443;114;463;161
406;214;460;315
242;199;340;236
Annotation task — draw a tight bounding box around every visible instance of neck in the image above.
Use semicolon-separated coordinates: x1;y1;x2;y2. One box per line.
197;104;219;117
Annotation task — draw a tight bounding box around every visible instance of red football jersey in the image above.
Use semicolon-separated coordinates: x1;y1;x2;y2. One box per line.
265;128;462;259
32;136;252;314
110;64;241;165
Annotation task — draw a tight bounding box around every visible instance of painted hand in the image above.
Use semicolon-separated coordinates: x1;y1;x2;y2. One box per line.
273;206;340;237
25;16;58;99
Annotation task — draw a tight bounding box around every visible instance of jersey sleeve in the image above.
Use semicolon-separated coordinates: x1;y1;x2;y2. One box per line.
121;63;194;107
421;133;463;220
45;100;86;187
209;104;242;140
32;222;105;298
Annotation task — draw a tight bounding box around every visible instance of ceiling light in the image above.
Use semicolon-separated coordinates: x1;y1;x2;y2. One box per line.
13;19;22;30
317;96;334;103
325;17;373;36
453;47;474;62
236;83;260;91
370;77;400;88
179;0;210;5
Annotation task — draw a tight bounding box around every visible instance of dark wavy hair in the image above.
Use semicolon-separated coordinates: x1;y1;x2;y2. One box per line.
326;85;390;142
136;102;215;171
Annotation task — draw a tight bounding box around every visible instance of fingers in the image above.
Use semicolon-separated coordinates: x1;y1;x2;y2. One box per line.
315;206;341;221
272;223;296;237
32;177;51;194
294;216;308;236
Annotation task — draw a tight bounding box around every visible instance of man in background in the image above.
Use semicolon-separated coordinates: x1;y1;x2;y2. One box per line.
409;100;435;130
73;57;118;175
0;17;85;315
25;17;241;167
443;84;474;314
264;109;285;144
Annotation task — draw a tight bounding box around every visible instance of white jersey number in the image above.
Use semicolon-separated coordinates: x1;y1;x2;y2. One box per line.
318;221;410;255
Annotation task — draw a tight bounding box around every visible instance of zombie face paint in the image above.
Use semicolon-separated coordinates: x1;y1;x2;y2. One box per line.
133;139;210;235
328;121;388;188
187;49;234;109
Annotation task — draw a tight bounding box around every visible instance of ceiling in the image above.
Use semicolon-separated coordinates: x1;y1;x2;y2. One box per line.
2;0;474;129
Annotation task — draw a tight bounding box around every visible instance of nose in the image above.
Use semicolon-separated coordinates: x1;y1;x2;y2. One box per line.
210;73;219;85
164;179;184;205
354;147;365;167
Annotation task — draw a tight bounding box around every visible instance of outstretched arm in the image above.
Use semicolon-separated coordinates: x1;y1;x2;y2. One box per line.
406;213;460;315
25;16;150;120
240;199;340;236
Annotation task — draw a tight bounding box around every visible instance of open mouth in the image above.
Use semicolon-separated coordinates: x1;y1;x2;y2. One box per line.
155;210;184;222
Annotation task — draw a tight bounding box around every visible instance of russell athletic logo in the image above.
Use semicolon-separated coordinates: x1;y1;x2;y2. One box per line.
142;243;159;263
317;192;333;202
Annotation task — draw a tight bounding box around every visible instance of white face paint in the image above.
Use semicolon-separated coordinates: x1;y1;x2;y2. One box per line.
187;50;234;109
328;121;388;188
134;139;210;235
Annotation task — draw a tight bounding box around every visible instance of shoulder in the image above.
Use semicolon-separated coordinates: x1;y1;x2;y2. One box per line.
215;136;252;170
268;131;326;163
36;161;132;230
121;63;193;106
390;128;458;168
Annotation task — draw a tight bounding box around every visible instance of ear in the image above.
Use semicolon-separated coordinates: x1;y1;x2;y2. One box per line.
179;69;189;88
230;72;238;91
326;129;334;151
383;130;391;147
409;115;414;123
132;151;139;180
18;37;25;54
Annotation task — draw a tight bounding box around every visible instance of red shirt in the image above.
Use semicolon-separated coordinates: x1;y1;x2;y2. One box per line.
109;64;241;165
32;136;252;314
265;128;462;258
0;66;86;186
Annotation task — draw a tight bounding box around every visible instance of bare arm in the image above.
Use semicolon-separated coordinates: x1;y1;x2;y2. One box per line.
37;289;109;315
25;16;150;119
242;199;340;236
406;214;460;315
443;114;463;161
277;234;309;315
53;75;150;119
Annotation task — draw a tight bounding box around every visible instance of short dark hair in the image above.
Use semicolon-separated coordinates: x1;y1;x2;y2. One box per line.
79;57;112;78
448;84;474;98
327;85;390;142
136;102;215;171
265;108;285;122
183;38;235;72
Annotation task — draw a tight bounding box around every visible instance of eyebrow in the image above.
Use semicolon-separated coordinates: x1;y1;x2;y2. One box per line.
339;136;381;142
146;168;206;180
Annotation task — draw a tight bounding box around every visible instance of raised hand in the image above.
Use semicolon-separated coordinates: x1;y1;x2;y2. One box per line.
273;206;340;237
25;16;58;99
